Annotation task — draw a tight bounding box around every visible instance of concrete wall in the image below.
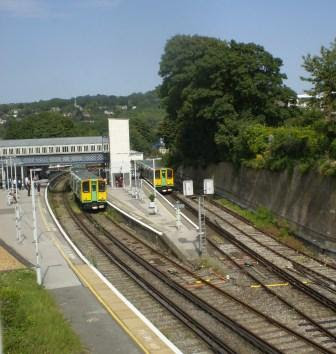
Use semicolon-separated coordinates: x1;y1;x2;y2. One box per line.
180;162;336;252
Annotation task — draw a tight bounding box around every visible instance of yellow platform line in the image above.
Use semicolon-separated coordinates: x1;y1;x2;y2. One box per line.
37;196;151;354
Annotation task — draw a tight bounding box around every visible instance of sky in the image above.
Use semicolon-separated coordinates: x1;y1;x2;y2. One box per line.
0;0;335;104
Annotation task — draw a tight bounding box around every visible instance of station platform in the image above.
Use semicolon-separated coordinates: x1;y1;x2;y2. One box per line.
0;186;180;354
107;182;200;261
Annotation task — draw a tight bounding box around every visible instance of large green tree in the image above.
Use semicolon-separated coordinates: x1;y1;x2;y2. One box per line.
159;35;296;166
302;38;336;120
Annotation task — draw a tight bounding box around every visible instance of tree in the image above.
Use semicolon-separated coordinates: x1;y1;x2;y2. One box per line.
5;112;77;139
159;35;296;166
302;38;336;120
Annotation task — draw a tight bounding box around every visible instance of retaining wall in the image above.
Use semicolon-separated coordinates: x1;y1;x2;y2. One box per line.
180;162;336;252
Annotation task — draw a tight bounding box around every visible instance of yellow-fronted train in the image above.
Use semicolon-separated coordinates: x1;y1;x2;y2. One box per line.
70;169;107;210
138;160;174;193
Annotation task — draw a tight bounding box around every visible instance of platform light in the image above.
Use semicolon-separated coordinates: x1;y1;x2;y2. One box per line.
30;167;42;285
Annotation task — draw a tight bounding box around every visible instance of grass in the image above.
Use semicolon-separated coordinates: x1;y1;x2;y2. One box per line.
215;197;315;256
0;269;85;354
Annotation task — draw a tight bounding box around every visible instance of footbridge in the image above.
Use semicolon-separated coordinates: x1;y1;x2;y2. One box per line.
0;135;143;183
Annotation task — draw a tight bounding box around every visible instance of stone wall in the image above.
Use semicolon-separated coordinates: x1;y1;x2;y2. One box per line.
180;162;336;252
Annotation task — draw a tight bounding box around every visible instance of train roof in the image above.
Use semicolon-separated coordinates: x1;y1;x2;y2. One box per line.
71;169;101;180
138;159;172;170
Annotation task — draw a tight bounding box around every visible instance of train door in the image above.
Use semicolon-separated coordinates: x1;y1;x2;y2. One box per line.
91;180;98;201
161;169;167;186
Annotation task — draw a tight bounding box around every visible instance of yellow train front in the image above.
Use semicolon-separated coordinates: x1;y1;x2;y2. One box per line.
70;169;107;210
139;160;174;193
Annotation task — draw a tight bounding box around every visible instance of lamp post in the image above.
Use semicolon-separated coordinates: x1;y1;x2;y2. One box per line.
151;157;161;214
30;167;42;285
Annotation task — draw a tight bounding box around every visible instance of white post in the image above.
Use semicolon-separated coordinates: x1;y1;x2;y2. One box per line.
10;158;13;193
14;161;18;200
5;161;9;191
30;169;42;285
134;160;138;199
152;158;157;214
21;165;24;190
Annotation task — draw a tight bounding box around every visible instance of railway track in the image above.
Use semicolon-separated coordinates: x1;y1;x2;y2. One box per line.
49;176;336;353
174;192;336;351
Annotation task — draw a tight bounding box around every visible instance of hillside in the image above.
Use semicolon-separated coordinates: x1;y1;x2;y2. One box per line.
0;90;164;154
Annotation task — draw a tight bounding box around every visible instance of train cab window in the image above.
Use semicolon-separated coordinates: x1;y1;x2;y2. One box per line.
167;169;173;179
98;181;105;192
155;170;160;179
82;181;90;193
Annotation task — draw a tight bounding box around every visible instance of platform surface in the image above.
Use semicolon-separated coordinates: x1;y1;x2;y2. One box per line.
0;186;178;354
107;183;200;260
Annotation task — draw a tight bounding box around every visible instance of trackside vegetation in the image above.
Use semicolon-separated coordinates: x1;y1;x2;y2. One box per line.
0;269;85;354
159;35;336;175
215;198;314;255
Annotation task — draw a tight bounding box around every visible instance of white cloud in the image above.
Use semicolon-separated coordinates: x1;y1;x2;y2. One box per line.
0;0;48;18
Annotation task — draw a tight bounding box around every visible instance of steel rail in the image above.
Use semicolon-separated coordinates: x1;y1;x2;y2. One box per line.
61;194;237;354
84;208;335;353
175;193;336;312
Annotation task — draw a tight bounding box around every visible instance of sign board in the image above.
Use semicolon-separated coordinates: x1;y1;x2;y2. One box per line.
183;180;194;196
203;179;214;195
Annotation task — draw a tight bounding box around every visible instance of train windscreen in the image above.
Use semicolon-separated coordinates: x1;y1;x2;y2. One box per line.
82;181;90;192
98;181;105;192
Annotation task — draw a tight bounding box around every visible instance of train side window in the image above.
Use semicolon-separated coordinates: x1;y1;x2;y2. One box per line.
155;170;160;179
167;169;173;179
98;181;105;192
82;181;90;193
